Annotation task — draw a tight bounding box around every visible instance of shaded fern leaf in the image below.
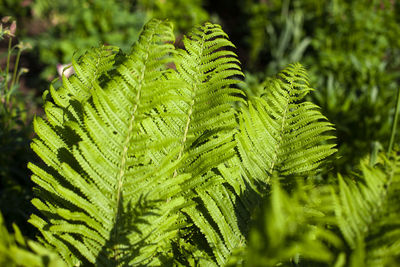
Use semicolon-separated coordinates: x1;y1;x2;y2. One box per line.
332;152;400;266
0;211;66;267
29;19;187;266
239;152;400;267
237;63;336;185
242;179;341;267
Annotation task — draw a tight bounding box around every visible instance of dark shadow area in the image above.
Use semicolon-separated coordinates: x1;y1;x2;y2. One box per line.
96;194;164;266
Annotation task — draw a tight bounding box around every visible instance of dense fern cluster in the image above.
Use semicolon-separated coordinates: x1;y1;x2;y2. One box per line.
244;152;400;266
1;19;398;266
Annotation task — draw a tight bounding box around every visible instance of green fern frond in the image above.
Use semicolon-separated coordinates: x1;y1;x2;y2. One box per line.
173;22;245;174
169;22;246;266
332;152;400;266
0;212;66;267
29;19;185;266
172;46;335;265
243;179;342;267
237;63;336;184
50;45;120;108
241;152;400;267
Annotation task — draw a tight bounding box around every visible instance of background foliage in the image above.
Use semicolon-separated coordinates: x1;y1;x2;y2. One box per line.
0;0;210;80
0;0;400;266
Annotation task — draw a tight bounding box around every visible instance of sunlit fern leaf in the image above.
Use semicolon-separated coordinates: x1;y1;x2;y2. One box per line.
332;152;400;266
237;63;336;185
45;46;120;131
172;60;335;265
28;19;189;266
49;45;120;108
167;22;246;266
172;22;245;175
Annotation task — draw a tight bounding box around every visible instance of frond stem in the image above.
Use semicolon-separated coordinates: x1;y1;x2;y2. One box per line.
268;82;290;176
113;50;148;262
173;98;195;178
173;31;205;178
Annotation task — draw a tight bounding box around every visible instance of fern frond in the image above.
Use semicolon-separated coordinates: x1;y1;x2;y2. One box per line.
173;22;244;174
331;152;400;266
50;45;120;108
0;212;66;267
243;179;341;267
219;63;338;266
240;152;400;267
237;63;336;184
168;22;246;266
29;19;186;266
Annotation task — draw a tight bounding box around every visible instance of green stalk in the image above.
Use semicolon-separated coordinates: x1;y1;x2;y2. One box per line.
5;37;12;93
388;87;400;154
10;48;22;94
1;37;13;128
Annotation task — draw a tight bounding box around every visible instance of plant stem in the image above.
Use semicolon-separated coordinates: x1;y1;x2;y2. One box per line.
5;37;12;93
388;87;400;154
10;48;22;94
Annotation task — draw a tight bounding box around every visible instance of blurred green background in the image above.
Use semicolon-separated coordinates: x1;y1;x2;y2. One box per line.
1;0;400;237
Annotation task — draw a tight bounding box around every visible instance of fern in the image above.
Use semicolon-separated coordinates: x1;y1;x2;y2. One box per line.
236;63;336;184
169;23;246;266
0;211;65;267
242;179;341;266
29;19;184;265
332;152;400;266
28;19;336;266
243;152;400;267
